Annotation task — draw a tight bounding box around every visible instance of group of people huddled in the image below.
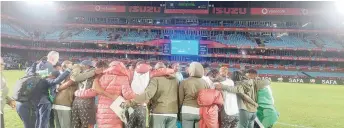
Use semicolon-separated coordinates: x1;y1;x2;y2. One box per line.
0;50;279;128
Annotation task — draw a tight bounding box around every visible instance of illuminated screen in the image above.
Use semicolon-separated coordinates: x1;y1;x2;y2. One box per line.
171;40;199;55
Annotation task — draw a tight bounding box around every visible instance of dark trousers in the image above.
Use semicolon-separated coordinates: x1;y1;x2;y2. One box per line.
220;108;239;128
1;114;4;128
35;103;52;128
127;106;147;128
16;101;36;128
49;110;55;128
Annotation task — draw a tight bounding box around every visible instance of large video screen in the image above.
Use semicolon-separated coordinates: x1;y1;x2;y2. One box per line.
171;40;199;55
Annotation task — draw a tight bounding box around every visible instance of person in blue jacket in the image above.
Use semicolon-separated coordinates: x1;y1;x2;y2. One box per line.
16;56;72;128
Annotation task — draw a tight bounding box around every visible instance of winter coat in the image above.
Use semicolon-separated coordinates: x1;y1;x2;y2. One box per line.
96;61;134;128
197;89;224;128
130;63;175;95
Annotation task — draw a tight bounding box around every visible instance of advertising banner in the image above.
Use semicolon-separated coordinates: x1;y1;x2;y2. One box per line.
128;6;162;13
251;8;309;15
212;8;248;15
64;5;126;12
260;76;344;85
164;1;209;14
164;9;208;14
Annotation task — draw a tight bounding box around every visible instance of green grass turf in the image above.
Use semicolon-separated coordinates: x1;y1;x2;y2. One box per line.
2;70;344;128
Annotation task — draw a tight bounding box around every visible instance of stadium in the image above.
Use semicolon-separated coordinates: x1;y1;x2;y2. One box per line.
1;1;344;128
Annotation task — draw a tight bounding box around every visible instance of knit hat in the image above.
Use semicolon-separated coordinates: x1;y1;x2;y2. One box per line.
80;60;94;67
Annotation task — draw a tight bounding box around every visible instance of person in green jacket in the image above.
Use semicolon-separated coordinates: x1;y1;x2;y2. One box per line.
256;79;279;128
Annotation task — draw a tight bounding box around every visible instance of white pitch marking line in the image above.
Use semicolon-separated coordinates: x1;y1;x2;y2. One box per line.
277;122;314;128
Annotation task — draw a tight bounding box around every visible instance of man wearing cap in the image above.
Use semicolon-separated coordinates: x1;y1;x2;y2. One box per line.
70;60;102;128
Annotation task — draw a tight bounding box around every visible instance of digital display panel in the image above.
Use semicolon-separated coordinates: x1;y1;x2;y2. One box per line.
171;40;199;55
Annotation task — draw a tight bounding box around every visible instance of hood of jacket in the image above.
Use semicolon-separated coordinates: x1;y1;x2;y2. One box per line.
135;64;152;74
197;89;224;106
103;61;129;76
188;62;204;78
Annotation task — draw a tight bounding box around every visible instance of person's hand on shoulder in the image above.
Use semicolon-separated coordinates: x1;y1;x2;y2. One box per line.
8;100;16;109
95;68;104;75
214;83;222;90
65;63;73;70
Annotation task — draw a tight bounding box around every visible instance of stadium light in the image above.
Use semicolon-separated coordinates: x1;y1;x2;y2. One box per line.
336;0;344;14
302;22;311;27
26;1;54;6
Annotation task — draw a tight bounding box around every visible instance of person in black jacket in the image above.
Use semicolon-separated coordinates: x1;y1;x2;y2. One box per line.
16;58;72;128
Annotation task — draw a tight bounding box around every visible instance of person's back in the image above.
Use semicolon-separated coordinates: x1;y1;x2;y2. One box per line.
180;77;208;108
127;62;179;128
256;80;278;128
179;62;208;128
149;76;179;114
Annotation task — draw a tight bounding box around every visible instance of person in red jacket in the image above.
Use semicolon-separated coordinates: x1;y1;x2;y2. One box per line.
94;61;134;128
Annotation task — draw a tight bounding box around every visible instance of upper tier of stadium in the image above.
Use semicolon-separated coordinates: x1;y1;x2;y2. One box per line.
1;1;344;79
1;21;343;49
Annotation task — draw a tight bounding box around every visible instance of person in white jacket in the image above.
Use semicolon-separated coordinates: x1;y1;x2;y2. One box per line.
217;67;239;128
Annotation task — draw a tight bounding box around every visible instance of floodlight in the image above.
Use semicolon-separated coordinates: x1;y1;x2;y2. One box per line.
336;0;344;14
26;1;54;6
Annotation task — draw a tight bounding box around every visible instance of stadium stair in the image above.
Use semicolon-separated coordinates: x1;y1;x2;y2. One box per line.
301;71;313;78
8;23;30;37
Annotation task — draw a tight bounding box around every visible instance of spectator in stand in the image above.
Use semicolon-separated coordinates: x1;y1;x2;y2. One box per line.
179;62;208;128
0;57;16;128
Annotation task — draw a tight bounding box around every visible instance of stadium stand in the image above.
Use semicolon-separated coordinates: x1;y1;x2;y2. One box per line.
1;6;344;80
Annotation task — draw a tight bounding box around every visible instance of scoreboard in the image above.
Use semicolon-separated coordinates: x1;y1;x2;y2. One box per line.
165;1;209;9
199;45;208;55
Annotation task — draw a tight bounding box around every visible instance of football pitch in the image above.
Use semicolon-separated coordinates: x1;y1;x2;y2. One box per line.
2;70;344;128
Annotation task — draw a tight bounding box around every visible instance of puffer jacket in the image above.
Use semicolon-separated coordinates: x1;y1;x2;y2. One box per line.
75;63;174;98
130;63;175;95
97;61;134;128
197;89;224;128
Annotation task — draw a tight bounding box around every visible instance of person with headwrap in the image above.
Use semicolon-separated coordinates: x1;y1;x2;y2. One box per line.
125;61;175;128
123;62;179;128
179;62;208;128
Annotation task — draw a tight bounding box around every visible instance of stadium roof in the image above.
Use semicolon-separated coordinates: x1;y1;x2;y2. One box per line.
1;1;335;8
64;1;333;8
